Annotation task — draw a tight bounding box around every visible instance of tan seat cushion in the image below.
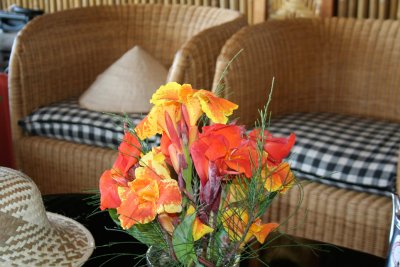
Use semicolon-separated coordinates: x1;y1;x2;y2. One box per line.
79;46;168;113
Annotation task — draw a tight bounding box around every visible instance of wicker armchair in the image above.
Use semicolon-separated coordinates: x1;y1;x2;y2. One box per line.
9;4;246;194
213;18;400;257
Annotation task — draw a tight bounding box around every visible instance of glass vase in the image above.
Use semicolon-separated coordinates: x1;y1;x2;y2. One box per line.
146;246;240;267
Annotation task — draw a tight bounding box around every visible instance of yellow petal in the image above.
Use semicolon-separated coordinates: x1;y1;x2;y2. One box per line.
264;163;295;193
193;217;214;241
135;106;163;140
185;96;203;126
139;148;171;179
186;205;196;215
156;179;182;214
222;208;248;241
150;82;182;105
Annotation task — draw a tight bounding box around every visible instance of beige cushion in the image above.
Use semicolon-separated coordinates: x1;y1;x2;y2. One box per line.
79;46;168;113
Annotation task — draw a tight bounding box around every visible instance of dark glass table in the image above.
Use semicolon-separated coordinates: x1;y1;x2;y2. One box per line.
43;194;386;267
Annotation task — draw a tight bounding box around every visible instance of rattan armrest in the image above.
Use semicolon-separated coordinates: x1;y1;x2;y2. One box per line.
168;16;247;90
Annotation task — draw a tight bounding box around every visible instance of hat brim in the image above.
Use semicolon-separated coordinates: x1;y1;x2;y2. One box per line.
46;212;95;266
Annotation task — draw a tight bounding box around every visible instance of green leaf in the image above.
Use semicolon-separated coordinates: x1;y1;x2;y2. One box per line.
108;209;119;223
108;209;167;249
172;213;198;265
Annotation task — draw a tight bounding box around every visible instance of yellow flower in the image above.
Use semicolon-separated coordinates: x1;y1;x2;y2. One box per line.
264;162;295;193
222;207;278;246
187;206;214;241
193;90;238;124
135;82;238;140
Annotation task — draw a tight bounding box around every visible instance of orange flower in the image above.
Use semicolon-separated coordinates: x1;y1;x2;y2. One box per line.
116;149;182;229
264;162;295;193
222;207;278;246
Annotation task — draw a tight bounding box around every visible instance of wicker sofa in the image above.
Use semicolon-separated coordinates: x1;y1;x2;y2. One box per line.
212;17;400;258
9;4;246;194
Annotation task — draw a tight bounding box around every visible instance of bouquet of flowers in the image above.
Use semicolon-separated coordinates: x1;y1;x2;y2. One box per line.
99;82;296;267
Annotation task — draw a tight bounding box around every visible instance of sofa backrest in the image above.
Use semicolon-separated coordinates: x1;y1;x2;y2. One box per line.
213;18;400;126
9;4;244;138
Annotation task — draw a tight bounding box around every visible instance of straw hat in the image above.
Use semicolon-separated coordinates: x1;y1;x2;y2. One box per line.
0;167;95;266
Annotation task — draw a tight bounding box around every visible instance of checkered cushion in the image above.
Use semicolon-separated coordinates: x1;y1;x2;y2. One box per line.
19;99;160;149
268;113;400;195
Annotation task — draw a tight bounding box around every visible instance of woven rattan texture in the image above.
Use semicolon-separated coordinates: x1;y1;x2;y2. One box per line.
18;136;118;194
213;17;398;257
264;182;391;257
9;4;246;194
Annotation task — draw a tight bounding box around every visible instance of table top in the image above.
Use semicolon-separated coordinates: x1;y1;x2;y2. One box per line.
42;194;386;267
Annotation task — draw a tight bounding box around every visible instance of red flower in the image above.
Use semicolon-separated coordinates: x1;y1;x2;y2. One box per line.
249;129;295;166
190;124;257;186
114;131;142;176
99;131;142;211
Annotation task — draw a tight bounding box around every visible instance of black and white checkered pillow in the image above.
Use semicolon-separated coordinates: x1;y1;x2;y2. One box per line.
19;99;160;149
268;113;400;195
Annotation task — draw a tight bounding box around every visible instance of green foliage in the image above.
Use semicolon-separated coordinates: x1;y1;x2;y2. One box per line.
172;213;198;265
108;209;168;249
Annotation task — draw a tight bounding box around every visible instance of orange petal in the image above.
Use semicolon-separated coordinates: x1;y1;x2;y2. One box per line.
160;132;172;156
117;187;157;229
158;213;176;235
135;167;162;185
178;84;197;103
194;90;238;124
249;219;279;244
156;179;182;214
99;170;121;210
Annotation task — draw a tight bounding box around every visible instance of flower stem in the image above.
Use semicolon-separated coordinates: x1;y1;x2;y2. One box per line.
199;256;215;267
224;212;254;266
157;217;178;262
